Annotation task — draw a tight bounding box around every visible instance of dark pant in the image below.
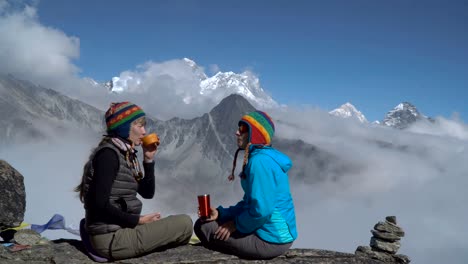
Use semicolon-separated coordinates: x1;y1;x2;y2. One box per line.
91;214;193;260
194;219;292;260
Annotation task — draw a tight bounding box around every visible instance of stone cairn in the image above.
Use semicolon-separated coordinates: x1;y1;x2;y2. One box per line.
355;216;411;263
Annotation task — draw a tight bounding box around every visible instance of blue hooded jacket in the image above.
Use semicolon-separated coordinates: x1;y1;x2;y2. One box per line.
217;145;298;244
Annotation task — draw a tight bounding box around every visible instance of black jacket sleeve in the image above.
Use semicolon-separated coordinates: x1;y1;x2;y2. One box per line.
138;161;155;198
88;148;139;228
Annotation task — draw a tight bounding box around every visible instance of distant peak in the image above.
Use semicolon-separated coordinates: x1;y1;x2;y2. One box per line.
209;94;256;119
183;58;197;67
383;101;424;129
182;58;207;81
395;102;416;111
329;102;368;123
200;70;277;109
341;102;358;110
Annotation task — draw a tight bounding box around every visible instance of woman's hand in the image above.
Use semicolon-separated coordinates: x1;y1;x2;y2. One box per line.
199;207;218;222
138;212;161;224
214;221;236;241
142;143;157;163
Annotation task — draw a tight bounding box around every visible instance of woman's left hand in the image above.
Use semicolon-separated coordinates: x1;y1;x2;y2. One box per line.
214;221;236;241
142;143;157;162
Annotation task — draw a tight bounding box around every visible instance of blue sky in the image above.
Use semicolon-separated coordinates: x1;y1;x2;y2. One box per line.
17;0;468;121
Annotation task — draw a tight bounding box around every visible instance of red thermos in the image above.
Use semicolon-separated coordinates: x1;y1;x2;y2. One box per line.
198;194;211;218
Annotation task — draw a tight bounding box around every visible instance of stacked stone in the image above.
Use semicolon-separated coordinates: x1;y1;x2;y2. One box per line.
355;216;411;263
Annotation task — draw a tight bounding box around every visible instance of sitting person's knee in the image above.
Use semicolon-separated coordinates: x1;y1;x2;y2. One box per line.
182;214;193;227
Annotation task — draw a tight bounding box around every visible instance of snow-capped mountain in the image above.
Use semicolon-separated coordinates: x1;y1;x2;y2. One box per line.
382;102;429;129
329;102;368;123
86;58;278;109
84;77;114;92
200;71;278;109
183;58;208;81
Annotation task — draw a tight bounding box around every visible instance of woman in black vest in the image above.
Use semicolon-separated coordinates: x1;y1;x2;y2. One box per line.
75;102;193;261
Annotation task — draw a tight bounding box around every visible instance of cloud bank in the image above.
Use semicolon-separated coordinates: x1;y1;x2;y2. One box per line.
0;1;79;89
271;107;468;263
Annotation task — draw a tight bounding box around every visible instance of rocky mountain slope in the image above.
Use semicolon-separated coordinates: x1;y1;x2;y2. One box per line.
0;74;103;145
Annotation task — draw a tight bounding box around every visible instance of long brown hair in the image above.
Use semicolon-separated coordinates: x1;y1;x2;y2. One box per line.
75;116;147;202
74;137;112;203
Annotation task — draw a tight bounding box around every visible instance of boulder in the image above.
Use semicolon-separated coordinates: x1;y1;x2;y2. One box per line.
374;221;405;237
371;230;401;242
0;160;26;229
370;237;401;254
385;216;397;225
356;246;396;262
14;229;42;246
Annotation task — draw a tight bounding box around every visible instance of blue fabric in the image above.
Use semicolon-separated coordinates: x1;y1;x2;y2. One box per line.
30;214;80;236
218;146;298;244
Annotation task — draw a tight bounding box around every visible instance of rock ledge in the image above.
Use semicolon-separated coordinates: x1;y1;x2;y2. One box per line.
0;239;401;264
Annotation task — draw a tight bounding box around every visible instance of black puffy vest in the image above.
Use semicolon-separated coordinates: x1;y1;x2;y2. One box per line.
83;142;142;235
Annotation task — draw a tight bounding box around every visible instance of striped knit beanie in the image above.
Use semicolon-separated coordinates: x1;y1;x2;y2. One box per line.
239;111;275;145
229;111;275;181
105;102;145;139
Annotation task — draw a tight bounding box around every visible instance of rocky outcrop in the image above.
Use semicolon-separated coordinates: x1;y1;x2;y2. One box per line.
0;239;393;264
355;216;410;263
0;160;26;230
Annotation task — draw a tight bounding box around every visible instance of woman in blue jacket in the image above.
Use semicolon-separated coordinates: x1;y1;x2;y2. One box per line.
194;111;297;259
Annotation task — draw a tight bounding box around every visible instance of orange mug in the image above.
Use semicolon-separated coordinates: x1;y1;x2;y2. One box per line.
142;133;160;147
198;194;211;218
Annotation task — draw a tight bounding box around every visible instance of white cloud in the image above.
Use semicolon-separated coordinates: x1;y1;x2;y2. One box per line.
0;2;118;112
270;107;468;263
0;2;80;88
407;116;468;141
106;59;219;120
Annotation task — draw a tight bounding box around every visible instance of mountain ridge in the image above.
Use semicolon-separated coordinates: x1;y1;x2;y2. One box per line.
0;74;103;145
382;102;433;129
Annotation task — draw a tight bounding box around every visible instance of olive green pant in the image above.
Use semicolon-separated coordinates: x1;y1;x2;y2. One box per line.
90;214;193;260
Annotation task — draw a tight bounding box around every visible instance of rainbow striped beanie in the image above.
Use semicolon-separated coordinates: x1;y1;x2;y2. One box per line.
105;102;145;139
239;111;275;145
